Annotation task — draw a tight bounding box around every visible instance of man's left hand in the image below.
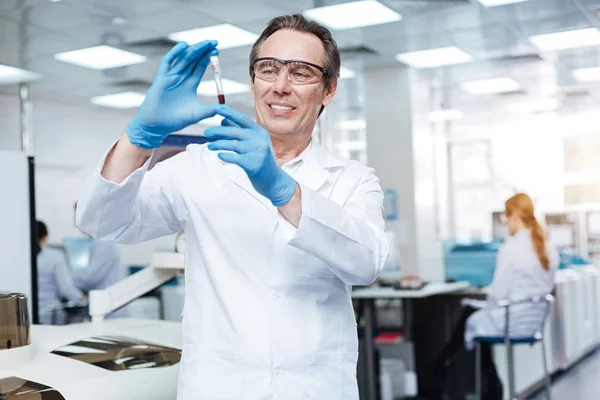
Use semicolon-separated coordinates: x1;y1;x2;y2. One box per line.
205;105;297;207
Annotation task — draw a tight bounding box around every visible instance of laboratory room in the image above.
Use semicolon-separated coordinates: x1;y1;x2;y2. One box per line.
4;0;600;400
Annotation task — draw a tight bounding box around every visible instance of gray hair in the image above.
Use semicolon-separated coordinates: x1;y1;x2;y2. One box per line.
249;14;341;92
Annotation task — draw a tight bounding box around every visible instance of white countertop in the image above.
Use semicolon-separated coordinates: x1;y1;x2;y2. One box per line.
351;281;471;299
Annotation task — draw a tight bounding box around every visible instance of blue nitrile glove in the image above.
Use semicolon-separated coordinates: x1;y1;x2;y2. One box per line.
204;105;297;207
126;41;220;149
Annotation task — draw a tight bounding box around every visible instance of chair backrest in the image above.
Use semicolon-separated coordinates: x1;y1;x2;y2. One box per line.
529;294;554;340
500;293;554;340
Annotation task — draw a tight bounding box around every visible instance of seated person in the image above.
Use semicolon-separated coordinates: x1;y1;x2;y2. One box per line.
36;221;85;325
435;193;559;398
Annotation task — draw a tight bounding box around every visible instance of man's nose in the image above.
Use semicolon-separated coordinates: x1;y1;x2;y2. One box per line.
272;69;293;95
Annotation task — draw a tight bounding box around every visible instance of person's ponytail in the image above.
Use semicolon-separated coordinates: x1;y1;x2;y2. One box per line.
528;217;550;271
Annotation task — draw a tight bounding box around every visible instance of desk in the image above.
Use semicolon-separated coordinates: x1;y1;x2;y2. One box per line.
352;282;470;400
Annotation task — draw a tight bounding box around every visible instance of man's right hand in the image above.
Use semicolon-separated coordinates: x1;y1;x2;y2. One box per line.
126;40;220;149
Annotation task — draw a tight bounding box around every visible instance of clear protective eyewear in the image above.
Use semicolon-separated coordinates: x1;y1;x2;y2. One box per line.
252;57;326;85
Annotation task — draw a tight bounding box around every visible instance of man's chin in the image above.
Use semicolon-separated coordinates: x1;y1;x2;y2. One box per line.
264;121;297;136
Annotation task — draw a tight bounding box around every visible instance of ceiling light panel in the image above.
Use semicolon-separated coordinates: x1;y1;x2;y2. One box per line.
303;0;401;30
395;47;472;69
169;24;258;49
478;0;529;7
337;119;366;130
529;28;600;52
340;66;356;79
90;92;146;109
428;109;465;122
572;66;600;82
505;99;560;114
0;65;41;85
54;45;146;70
460;77;521;94
197;78;250;96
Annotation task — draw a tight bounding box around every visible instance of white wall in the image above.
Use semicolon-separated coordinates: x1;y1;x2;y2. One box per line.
0;94;176;266
0;151;33;312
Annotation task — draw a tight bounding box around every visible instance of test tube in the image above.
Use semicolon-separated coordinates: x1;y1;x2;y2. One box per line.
210;55;225;104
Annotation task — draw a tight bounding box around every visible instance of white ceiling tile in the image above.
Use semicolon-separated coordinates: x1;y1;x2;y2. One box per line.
0;16;43;45
3;1;110;30
364;31;456;56
517;12;592;37
1;0;599;114
486;0;580;23
451;25;521;57
187;0;291;25
62;25;164;47
267;0;318;12
402;5;497;34
133;7;221;35
61;0;176;18
0;49;21;67
0;0;50;11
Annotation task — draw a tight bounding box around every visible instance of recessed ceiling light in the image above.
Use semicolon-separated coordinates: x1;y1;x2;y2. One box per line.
337;119;366;130
197;78;250;96
340;66;356;79
395;47;472;69
54;45;146;70
198;115;225;126
505;98;560;114
90;92;145;109
478;0;528;7
573;66;600;82
169;24;258;49
0;64;41;85
529;28;600;52
303;0;401;30
460;77;521;94
428;109;464;122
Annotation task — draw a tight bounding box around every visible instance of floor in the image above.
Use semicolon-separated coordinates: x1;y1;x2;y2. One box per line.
527;349;600;400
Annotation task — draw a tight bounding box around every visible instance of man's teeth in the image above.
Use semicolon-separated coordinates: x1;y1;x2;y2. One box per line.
270;104;293;111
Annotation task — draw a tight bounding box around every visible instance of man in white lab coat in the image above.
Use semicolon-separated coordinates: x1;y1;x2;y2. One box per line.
77;14;389;400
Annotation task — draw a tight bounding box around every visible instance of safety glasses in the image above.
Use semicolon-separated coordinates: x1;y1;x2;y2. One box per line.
251;57;326;85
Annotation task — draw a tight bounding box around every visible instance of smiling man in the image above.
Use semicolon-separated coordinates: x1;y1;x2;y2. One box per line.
76;14;389;400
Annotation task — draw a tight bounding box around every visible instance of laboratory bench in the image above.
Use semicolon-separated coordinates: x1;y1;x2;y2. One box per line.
354;267;600;400
352;281;471;400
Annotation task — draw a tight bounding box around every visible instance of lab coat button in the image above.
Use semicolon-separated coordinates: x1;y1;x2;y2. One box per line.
274;368;285;376
272;292;281;300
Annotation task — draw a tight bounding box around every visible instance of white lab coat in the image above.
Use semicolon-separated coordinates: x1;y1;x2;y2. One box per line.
464;229;558;349
76;140;389;400
37;246;84;325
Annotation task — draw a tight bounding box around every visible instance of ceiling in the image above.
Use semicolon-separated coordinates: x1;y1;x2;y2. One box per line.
2;0;600;118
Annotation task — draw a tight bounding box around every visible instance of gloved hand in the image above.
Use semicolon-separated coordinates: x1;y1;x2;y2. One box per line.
127;41;219;149
204;105;297;207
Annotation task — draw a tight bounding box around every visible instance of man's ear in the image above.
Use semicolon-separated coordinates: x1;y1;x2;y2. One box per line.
321;79;337;107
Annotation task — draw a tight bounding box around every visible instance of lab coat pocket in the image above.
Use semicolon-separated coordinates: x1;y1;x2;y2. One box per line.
179;344;244;400
306;351;359;400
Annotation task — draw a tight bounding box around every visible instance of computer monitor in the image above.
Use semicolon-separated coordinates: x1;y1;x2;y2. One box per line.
63;237;92;271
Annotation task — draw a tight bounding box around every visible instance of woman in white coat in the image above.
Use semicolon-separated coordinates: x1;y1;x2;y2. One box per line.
435;193;558;398
36;221;85;325
464;193;559;348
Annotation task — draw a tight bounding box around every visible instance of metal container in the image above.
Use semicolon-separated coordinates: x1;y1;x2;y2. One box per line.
0;292;30;350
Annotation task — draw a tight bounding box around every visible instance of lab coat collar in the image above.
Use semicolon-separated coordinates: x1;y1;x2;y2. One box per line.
220;137;344;210
294;140;344;192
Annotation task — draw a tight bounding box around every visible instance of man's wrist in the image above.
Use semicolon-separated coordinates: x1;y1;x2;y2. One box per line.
271;173;297;207
126;120;166;150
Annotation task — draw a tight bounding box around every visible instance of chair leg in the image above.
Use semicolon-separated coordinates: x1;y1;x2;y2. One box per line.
541;337;552;400
507;342;516;400
475;341;481;400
